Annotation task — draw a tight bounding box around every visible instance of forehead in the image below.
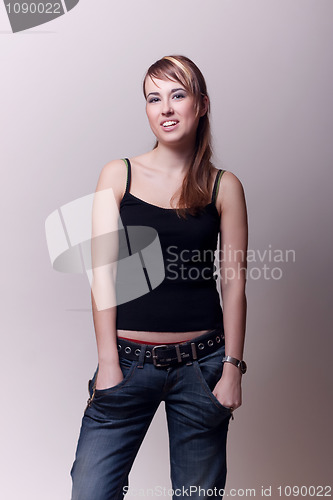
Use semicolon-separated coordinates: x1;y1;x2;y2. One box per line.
144;76;185;95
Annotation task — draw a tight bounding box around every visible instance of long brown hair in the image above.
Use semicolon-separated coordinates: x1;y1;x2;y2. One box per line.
143;55;216;219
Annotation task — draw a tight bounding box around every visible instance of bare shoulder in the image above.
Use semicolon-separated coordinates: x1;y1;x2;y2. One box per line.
130;151;155;171
95;158;128;201
216;170;246;214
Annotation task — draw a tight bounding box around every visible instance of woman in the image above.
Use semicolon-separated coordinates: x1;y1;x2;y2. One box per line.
71;55;248;500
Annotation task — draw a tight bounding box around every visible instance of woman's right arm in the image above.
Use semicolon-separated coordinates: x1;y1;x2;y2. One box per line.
90;159;126;390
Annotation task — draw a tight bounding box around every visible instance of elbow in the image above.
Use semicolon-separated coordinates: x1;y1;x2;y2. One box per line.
220;274;247;298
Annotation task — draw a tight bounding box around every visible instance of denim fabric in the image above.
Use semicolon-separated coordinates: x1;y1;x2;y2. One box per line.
70;335;231;500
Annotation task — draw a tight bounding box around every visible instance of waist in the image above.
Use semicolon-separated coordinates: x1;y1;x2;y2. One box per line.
117;329;212;344
116;280;223;333
116;328;225;367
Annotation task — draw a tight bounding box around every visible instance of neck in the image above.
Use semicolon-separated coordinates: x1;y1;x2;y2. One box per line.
150;141;196;175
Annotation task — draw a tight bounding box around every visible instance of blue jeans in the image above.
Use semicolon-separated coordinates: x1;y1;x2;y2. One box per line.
70;332;232;500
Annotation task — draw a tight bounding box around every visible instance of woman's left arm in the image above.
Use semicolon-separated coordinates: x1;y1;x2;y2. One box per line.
212;171;248;411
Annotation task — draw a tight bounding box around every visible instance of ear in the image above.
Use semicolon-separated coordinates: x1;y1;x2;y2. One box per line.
199;94;209;117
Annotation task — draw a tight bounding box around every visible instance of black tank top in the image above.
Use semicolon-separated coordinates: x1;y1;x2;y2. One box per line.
115;158;225;332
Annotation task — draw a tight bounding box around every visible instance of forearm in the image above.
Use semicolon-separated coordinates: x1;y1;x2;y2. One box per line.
91;264;119;367
213;282;246;407
221;282;247;360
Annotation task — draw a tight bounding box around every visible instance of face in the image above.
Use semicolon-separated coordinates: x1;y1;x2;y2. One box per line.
144;77;207;147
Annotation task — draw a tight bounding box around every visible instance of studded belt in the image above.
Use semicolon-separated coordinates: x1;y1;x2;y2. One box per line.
117;328;225;368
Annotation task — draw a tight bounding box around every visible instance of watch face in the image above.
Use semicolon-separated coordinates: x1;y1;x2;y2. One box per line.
240;361;247;374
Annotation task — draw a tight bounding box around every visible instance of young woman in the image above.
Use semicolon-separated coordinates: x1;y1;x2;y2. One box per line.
71;55;248;500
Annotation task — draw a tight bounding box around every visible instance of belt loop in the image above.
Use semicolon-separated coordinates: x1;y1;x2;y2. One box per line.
175;344;182;363
137;344;147;369
191;342;198;361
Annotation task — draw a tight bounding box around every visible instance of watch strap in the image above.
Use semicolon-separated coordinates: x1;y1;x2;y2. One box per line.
222;355;247;374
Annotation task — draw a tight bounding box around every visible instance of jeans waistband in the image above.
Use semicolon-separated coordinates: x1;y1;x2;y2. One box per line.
117;328;225;368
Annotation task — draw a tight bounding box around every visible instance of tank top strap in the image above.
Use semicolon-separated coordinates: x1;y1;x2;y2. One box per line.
121;158;131;195
211;169;226;204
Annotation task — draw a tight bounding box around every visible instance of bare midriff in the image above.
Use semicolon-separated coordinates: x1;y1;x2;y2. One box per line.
117;329;212;345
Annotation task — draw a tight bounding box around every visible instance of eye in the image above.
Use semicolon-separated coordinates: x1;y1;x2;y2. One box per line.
173;93;186;100
148;97;160;103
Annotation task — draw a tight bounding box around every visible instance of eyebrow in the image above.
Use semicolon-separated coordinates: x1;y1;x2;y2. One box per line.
146;88;186;99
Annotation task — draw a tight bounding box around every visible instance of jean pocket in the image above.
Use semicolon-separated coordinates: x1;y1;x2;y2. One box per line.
93;357;137;396
193;351;231;414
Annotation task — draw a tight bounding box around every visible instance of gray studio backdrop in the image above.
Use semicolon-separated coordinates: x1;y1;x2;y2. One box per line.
1;1;332;499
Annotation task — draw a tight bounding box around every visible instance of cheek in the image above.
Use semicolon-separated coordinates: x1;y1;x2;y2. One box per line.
146;109;160;130
181;103;197;122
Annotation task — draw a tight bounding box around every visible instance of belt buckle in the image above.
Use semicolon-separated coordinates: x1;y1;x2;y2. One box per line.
152;345;171;367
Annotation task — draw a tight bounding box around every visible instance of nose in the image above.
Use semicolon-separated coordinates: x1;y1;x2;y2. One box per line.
161;98;174;116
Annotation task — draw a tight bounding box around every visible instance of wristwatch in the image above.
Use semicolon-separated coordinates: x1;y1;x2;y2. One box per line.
222;356;247;374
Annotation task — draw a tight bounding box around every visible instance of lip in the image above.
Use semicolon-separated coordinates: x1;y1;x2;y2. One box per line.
160;120;179;131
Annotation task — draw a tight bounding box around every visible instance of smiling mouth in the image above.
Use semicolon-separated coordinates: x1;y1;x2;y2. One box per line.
161;120;178;128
